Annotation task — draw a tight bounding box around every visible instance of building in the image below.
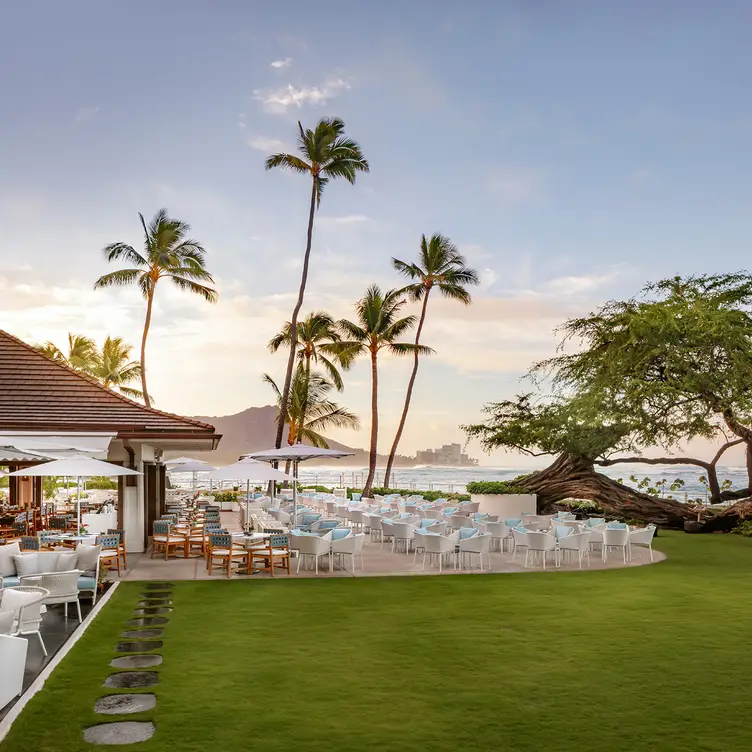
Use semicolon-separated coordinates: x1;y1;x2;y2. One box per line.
414;443;478;466
0;329;221;552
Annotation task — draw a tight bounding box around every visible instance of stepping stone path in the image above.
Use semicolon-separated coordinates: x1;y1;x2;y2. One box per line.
85;582;176;745
84;722;156;745
110;655;163;669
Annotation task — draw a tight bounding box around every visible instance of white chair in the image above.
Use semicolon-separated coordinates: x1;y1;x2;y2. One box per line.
523;532;557;569
424;509;443;520
0;586;49;655
20;570;83;623
602;528;631;563
390;522;416;554
331;533;366;573
588;527;605;553
347;509;365;532
629;525;657;561
557;532;591;569
482;521;509;552
421;532;458;573
295;535;331;575
458;532;492;571
449;514;472;531
511;529;528;562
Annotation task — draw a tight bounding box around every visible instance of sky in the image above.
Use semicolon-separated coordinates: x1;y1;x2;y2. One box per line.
1;1;752;467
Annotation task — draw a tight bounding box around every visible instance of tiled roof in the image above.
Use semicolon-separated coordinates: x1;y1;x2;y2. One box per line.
0;329;217;435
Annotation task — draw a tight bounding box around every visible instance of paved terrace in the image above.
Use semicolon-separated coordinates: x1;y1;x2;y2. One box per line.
116;512;665;581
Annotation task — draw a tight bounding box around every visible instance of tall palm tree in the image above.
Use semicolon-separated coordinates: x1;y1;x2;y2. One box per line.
93;209;218;406
263;364;360;448
383;234;479;487
338;286;433;497
37;333;99;375
265;118;369;450
92;336;144;400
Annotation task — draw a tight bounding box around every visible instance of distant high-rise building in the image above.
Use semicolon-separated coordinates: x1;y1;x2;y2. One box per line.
413;442;477;466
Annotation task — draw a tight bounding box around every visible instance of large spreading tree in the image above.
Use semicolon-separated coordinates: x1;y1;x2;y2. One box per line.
463;273;752;523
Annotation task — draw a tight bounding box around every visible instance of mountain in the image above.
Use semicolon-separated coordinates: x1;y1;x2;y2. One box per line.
182;405;413;467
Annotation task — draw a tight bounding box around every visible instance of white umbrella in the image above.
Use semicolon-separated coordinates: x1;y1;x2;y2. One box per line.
165;456;210;466
207;459;294;526
166;461;216;493
8;457;141;532
241;445;354;527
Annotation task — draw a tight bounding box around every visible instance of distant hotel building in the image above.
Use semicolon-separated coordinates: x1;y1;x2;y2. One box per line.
415;443;478;466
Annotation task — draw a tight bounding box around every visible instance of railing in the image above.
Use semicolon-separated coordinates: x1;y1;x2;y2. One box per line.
297;472;459;493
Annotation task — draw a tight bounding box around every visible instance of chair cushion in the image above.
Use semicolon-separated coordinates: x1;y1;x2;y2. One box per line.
36;551;61;572
555;525;574;539
77;576;97;591
76;545;101;571
56;552;78;572
513;526;528;534
505;518;522;527
459;527;479;540
0;575;20;588
0;587;39;616
0;541;21;576
330;528;352;541
13;554;41;577
0;610;14;635
607;522;627;529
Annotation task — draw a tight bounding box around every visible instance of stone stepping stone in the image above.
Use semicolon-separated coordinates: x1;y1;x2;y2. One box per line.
84;722;155;745
132;607;172;616
144;582;174;588
94;693;156;715
139;592;172;598
121;628;163;639
110;654;163;669
125;616;169;627
115;641;163;653
103;671;159;689
136;600;172;608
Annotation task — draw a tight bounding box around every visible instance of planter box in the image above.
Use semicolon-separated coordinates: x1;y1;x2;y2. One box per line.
471;494;537;518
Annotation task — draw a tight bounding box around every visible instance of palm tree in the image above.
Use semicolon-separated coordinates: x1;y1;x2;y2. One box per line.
269;311;351;390
92;336;144;400
36;333;147;400
338;286;433;497
263;364;360;448
37;333;99;375
265;118;369;450
93;209;217;407
383;234;479;487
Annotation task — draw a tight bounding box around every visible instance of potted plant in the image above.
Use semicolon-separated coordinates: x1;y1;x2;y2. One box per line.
466;481;536;517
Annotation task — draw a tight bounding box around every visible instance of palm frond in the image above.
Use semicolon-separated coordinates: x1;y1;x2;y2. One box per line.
387;343;435;356
102;242;146;267
93;268;144;291
265;153;311;174
168;276;218;303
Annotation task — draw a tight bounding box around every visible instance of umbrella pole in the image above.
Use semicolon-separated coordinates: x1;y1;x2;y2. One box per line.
245;479;250;527
292;459;299;531
76;476;81;533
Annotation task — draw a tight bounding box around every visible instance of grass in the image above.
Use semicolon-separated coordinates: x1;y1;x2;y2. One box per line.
3;532;752;751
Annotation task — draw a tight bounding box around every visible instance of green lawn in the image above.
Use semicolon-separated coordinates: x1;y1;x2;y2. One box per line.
3;532;752;751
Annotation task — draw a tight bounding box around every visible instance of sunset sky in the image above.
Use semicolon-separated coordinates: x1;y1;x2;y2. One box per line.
1;1;751;466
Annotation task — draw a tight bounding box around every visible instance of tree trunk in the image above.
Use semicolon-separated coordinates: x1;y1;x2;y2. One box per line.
383;289;430;489
518;453;695;524
274;177;317;449
297;352;312;445
746;441;752;489
140;288;155;407
702;498;752;532
363;349;379;497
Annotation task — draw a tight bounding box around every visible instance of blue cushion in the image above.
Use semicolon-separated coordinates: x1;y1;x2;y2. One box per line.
418;519;438;528
318;520;340;529
459;527;479;540
607;521;627;529
586;518;605;527
505;518;522;527
351;493;362;501
473;513;489;521
77;576;96;591
513;526;528;534
442;508;458;516
290;529;318;537
1;576;20;588
331;528;352;541
379;507;392;514
555;525;573;539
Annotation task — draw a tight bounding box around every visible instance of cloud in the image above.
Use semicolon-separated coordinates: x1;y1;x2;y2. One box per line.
247;136;286;152
488;167;546;204
253;78;351;114
270;57;293;69
317;215;372;226
74;106;99;124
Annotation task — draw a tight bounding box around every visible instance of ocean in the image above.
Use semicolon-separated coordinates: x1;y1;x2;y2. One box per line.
172;463;749;501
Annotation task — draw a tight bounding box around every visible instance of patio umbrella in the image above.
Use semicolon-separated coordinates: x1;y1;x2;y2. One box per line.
165;456;210;466
8;456;141;532
166;461;216;493
207;459;294;525
241;445;354;528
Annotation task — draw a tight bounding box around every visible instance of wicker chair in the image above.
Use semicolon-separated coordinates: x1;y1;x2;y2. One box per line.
19;571;83;623
151;521;185;560
0;585;50;655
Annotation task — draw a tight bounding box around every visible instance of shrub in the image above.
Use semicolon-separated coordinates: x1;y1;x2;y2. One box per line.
212;490;240;502
86;477;118;490
556;498;604;514
465;481;529;495
731;520;752;537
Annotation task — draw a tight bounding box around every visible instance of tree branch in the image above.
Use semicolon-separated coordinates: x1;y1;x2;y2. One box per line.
596;456;711;469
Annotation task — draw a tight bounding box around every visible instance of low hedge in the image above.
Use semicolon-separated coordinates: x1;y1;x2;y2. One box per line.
465;481;530;495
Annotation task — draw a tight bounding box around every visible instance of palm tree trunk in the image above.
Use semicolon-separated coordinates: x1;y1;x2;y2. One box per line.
363;349;379;497
275;178;317;449
383;291;430;488
297;352;312;445
140;288;155;407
